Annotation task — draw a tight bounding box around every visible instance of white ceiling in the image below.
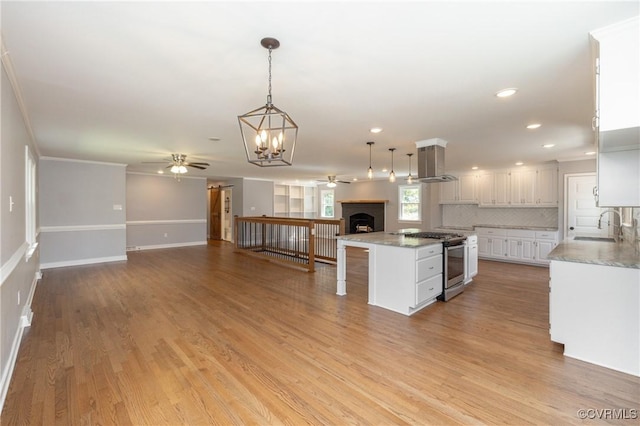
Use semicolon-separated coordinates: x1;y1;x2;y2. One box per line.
1;1;638;184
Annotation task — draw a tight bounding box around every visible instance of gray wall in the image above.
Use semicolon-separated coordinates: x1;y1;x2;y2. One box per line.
126;173;207;249
242;179;274;216
1;59;41;406
39;158;127;267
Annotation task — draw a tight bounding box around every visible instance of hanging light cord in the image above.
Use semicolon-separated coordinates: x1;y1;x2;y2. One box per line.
267;46;273;105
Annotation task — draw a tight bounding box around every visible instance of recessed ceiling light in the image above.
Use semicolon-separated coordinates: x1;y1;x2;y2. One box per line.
370;127;383;134
585;151;596;155
382;168;388;173
352;177;358;181
542;143;555;148
157;170;164;174
208;136;221;141
515;162;524;166
471;166;478;170
496;88;518;98
527;123;542;129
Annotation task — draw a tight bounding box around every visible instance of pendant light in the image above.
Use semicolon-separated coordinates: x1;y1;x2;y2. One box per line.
366;141;375;179
238;37;298;167
388;148;396;182
406;153;414;184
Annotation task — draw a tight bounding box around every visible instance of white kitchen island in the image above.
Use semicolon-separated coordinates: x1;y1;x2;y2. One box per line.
337;232;444;316
548;240;640;377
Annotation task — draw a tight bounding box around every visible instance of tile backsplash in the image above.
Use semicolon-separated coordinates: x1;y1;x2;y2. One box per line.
621;207;640;248
442;205;558;229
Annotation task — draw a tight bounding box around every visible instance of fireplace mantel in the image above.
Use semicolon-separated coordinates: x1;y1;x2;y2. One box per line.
338;200;388;204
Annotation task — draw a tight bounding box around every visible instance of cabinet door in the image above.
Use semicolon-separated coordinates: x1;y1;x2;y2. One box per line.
490;238;507;258
535;240;557;264
466;244;478;279
510;169;536;206
507;239;522;258
521;239;535;261
493;170;510;206
439;181;458;204
458;173;477;203
478;172;495;206
536;167;558;206
477;235;491;257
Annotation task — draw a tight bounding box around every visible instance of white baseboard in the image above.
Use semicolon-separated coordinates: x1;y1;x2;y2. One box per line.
0;270;40;409
126;241;207;251
40;255;128;270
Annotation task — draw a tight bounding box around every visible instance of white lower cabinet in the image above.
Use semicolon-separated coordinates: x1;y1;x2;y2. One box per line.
372;243;443;315
476;227;558;266
465;235;478;284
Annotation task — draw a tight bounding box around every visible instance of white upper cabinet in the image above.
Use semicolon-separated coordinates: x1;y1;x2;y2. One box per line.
439;172;477;204
509;168;536;206
591;17;639;132
591;17;640;207
478;169;511;207
477;165;557;208
535;166;558;207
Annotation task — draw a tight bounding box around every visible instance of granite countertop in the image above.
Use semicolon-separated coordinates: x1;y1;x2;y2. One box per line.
337;232;442;248
473;224;559;231
437;226;476;231
547;240;640;269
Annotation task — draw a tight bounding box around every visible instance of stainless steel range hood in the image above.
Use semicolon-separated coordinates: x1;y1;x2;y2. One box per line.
415;138;458;183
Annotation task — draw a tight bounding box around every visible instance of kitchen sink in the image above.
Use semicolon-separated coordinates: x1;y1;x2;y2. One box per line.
573;236;617;242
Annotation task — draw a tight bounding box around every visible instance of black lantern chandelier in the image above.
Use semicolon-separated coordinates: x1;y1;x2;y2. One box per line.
238;37;298;167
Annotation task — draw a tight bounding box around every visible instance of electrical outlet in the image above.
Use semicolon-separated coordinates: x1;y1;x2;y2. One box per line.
164;233;168;237
9;196;15;212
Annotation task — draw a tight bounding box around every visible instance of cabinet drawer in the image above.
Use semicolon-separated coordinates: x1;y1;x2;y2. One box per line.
476;228;507;237
535;231;558;240
465;234;478;244
416;274;443;305
417;255;443;282
507;229;535;238
416;244;442;260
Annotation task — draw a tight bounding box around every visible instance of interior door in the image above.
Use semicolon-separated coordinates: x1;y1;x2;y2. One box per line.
565;174;608;239
210;187;222;240
221;189;233;242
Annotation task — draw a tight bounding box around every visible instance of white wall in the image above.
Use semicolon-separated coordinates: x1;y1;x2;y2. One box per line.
39;158;127;268
0;55;41;408
126;173;207;250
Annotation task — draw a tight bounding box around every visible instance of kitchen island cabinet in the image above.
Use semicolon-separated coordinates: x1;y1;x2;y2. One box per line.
548;240;640;376
337;233;443;316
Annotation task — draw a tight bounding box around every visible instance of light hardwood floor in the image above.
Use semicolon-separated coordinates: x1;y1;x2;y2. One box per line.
2;241;638;425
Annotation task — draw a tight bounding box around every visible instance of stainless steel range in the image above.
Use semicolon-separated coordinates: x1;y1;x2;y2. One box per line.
404;231;467;301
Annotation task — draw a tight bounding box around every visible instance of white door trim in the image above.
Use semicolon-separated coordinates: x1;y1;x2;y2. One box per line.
563;172;607;240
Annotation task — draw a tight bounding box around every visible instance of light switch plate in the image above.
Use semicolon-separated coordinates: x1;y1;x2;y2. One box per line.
113;204;123;210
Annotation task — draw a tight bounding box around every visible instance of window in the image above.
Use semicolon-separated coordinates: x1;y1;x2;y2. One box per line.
25;145;37;258
399;185;421;221
320;189;335;218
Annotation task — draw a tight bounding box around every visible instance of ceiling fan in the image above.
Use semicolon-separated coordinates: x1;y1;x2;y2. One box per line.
143;154;210;174
317;175;351;188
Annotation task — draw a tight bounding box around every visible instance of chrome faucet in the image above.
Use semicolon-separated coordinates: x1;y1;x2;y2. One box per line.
597;209;623;239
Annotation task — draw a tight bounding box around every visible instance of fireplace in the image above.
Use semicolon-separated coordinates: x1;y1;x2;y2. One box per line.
350;213;374;233
340;201;386;234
